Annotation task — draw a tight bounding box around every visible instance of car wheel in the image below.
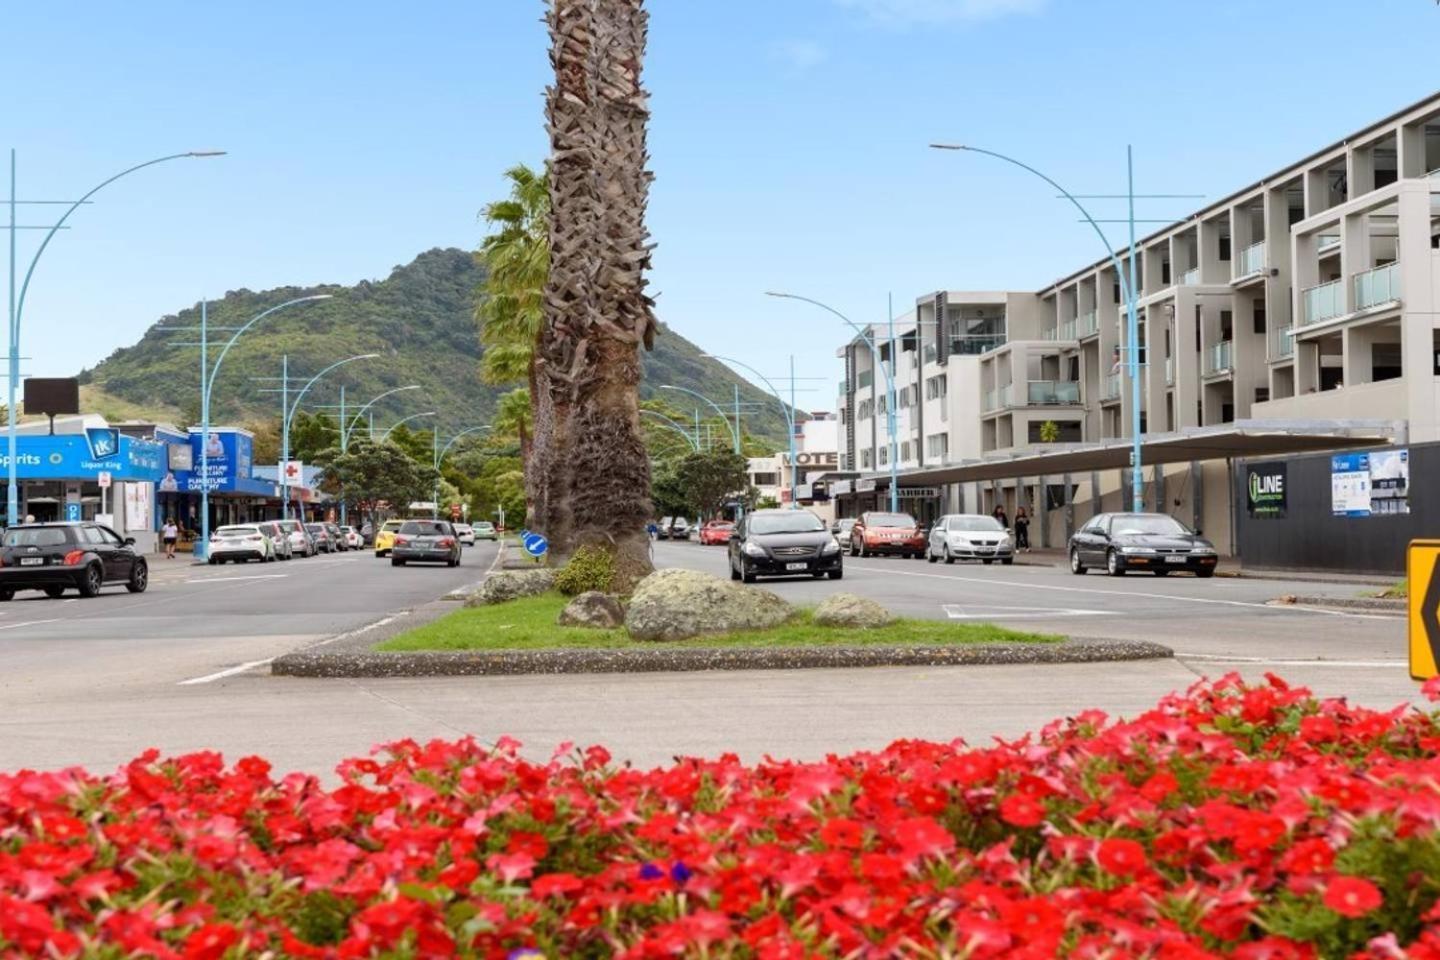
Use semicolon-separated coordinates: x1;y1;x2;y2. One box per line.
1153;568;1170;577
944;546;955;565
127;560;149;594
828;569;843;580
392;558;405;567
78;563;104;598
1106;549;1126;577
729;560;741;581
982;559;993;565
0;588;13;602
1196;568;1216;579
927;545;938;564
1069;549;1087;575
43;585;66;599
1001;558;1013;566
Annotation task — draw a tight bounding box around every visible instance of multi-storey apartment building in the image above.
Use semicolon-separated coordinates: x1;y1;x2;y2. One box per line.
835;93;1439;553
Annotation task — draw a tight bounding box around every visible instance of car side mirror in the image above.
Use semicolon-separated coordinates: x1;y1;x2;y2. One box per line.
123;537;135;546
729;532;742;542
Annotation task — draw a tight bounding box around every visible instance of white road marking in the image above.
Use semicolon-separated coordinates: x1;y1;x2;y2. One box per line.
1177;653;1409;668
183;574;288;584
177;659;275;685
0;619;61;632
846;561;1395;620
308;613;400;650
943;603;1113;620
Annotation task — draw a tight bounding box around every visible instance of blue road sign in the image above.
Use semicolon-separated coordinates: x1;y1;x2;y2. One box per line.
65;502;82;522
523;533;548;557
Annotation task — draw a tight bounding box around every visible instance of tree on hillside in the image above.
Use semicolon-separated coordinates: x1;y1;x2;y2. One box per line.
676;450;749;520
312;439;436;523
536;0;659;588
289;411;341;461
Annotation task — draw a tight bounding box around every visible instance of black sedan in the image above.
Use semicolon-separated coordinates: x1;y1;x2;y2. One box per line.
391;520;462;567
0;522;149;599
1068;512;1218;577
729;509;843;582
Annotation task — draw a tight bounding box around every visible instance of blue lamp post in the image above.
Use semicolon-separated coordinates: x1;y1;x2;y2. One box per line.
6;149;225;527
640;409;700;451
276;352;379;520
378;411;435;444
704;354;802;509
659;385;741;453
432;425;492;520
340;385;422;448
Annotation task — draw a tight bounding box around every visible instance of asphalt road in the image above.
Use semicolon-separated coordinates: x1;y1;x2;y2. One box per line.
0;537;1422;780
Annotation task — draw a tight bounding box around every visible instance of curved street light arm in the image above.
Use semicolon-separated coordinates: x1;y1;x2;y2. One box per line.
435;425;493;469
285;353;380;432
203;295;333;410
342;385;422;444
701;354;795;434
378;411;436;443
658;385;740;449
14;151;226;336
640;409;699;451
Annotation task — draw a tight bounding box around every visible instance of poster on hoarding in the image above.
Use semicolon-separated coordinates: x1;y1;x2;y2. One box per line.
125;482;151;530
1331;449;1409;517
1246;462;1287;519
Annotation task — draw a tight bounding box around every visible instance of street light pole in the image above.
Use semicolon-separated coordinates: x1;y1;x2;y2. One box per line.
704;354;800;509
339;385;423;447
6;149;225;526
433;425;492;521
275;352;379;520
659;385;740;453
378;411;436;443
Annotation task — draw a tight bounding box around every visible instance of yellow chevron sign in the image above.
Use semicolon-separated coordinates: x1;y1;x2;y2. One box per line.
1408;540;1440;680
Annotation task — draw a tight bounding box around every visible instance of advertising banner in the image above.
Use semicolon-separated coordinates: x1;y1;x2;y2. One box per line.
174;431;261;494
1246;461;1287;519
1331;449;1410;517
125;482;151;530
0;435;165;482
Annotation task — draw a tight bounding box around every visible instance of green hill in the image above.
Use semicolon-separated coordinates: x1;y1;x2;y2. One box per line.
80;248;793;442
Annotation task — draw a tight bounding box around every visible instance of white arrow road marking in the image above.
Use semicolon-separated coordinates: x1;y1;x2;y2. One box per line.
943;604;1113;621
177;659;275;685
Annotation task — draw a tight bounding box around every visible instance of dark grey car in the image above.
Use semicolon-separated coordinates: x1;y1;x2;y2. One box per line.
391;520;462;567
1068;512;1218;577
729;509;842;582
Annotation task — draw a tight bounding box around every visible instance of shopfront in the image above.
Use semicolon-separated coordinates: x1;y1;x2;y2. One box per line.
163;427;278;536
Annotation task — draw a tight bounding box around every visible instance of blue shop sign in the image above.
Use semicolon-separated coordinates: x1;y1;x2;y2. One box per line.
0;434;166;482
167;430;272;495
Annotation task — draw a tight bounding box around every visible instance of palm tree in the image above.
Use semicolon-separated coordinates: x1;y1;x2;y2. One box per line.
476;164;549;387
538;0;658;586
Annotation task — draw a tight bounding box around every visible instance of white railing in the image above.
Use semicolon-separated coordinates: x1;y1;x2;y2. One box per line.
1027;380;1081;405
1204;340;1233;375
1076;310;1098;337
1180;267;1200;286
1059;318;1076;340
1103;373;1121;400
1272;325;1294;360
1302;279;1344;326
1235;240;1265;279
1353;262;1400;311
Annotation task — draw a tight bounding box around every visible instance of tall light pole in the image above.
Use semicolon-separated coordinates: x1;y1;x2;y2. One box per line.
704;354;802;509
6;149;225;526
659;385;740;453
767;290;900;513
378;410;435;443
640;409;700;452
433;425;492;520
339;385;422;447
930;143;1182;513
268;353;378;520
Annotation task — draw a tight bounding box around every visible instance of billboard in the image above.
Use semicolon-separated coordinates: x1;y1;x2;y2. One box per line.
23;378;79;416
0;435;165;482
1245;462;1287;519
173;430;261;494
1332;449;1409;517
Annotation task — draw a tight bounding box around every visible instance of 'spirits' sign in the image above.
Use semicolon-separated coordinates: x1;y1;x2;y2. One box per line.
1246;462;1287;519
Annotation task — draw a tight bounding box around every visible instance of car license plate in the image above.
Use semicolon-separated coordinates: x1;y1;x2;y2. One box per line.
19;557;43;566
1165;555;1187;564
785;562;808;571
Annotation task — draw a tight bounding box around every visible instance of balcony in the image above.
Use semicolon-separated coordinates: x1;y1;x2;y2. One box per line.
983;384;1013;411
1102;373;1121;401
1058;318;1076;340
1317;233;1341;254
856;370;874;389
1204;340;1233;375
1027;380;1081;405
1302;279;1344;327
1272;324;1294;360
1234;240;1265;279
1043;326;1057;341
1179;267;1200;286
1353;262;1399;311
1076;310;1098;338
949;335;1006;356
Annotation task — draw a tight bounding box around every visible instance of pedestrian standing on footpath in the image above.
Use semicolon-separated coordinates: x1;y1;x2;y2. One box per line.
1013;505;1030;552
991;503;1008;531
162;518;179;559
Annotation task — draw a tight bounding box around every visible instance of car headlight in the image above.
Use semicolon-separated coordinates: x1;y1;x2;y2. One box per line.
949;536;970;546
1121;546;1155;555
742;541;767;557
821;539;840;555
1191;546;1217;555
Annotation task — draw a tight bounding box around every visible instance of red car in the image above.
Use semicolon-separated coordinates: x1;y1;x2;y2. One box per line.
849;511;926;558
699;520;735;545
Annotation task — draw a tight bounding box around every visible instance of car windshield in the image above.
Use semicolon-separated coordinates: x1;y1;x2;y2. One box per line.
950;516;1004;532
306;525;324;533
837;519;856;530
475;523;493;529
749;513;826;535
709;521;734;529
1111;515;1189;537
382;521;404;531
866;513;916;528
218;526;256;537
400;521;449;535
3;528;69;547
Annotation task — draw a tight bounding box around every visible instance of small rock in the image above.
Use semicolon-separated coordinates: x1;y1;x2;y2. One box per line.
466;569;557;606
812;593;894;629
625;569;793;641
1275;594;1297;605
557;591;626;629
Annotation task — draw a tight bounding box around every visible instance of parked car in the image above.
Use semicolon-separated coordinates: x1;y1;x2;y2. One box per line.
453;523;476;546
324;522;348;552
306;523;336;554
656;517;674;541
1068;512;1218;578
926;514;1013;565
277;519;314;557
373;519;405;557
729;509;842;582
831;518;857;551
258;520;293;560
848;511;925;559
667;518;691;540
390;519;462;567
472;521;498;541
340;525;363;550
0;522;148;599
698;520;735;545
360;521;374;546
209;524;276;564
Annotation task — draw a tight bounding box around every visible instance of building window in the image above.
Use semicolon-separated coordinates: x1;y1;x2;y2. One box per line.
926;433;949;458
857;399;873;420
860;449;873;470
877;395;887;415
878;446;888;467
751;473;779;487
925;374;948;400
898;387;912;410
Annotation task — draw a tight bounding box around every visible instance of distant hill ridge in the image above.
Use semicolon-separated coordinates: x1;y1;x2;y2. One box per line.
81;247;792;440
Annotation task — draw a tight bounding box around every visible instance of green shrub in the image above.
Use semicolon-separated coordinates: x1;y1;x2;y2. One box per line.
554;545;616;596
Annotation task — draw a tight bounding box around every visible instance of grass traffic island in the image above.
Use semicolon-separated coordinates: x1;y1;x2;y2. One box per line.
271;591;1174;678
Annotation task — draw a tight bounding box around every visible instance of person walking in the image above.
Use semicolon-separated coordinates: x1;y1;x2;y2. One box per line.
1013;505;1031;552
991;503;1008;531
162;518;179;559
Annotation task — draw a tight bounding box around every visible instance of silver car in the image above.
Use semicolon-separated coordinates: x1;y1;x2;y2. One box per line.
925;514;1013;565
258;520;293;560
831;518;857;550
208;524;276;564
277;519;314;557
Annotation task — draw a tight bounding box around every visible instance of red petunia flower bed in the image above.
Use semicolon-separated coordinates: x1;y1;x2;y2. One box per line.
4;675;1440;959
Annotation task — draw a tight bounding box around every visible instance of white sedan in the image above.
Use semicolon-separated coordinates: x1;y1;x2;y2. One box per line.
340;525;363;550
208;524;276;564
454;523;476;546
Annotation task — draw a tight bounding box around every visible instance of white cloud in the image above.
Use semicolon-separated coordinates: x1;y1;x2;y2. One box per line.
772;39;828;71
833;0;1044;26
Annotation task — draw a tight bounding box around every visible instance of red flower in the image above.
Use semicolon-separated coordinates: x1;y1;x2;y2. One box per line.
820;817;865;850
1096;838;1147;876
893;816;956;862
1323;876;1383;918
999;794;1046;827
183;923;240;960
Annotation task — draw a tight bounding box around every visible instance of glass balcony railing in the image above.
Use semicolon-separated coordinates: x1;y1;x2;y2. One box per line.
1043;327;1057;341
983;384;1012;411
1354;262;1400;311
1059;318;1077;340
1103;373;1121;400
1180;267;1200;286
949;335;1006;356
1272;325;1294;360
1076;310;1098;337
856;370;874;389
1027;380;1081;405
1164;357;1174;384
1317;233;1341;253
1235;240;1265;279
1302;279;1344;326
1204;340;1233;375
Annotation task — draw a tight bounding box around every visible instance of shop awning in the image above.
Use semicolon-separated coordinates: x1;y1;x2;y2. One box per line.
859;420;1405;488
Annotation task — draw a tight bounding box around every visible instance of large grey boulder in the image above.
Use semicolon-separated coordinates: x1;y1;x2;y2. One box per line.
812;593;894;629
557;591;626;629
625;569;793;641
466;569;557;606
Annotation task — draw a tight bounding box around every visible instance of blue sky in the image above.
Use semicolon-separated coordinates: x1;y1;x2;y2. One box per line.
5;0;1439;409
